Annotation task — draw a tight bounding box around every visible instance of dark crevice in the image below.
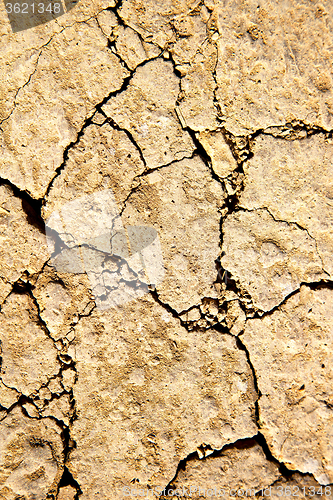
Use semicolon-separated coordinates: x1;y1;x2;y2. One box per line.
0;393;28;419
91;107;108;125
184;126;223;186
43;68;134;203
217;119;333;144
170;47;257;326
8;285;82;498
260;122;333;140
138;151;195;176
112;0;124;15
234;205;320;244
57;441;82;500
217;136;250;216
10;273;31;294
254;433;294;479
117;148;204;219
28;285;62;346
159;436;258;499
214;259;256;318
0;258;56;313
158;426;324;499
98;22;132;73
108;0;162;53
43;111;107;203
107;117;147;168
149;289;186;326
255;433;333;492
0;177;44;231
2;11;332;498
57;466;82;499
107;38;131;70
235;336;261;427
0;389;81;499
44;52;166;204
57;467;82;499
245;279;333;321
46;227;71;261
221;128;254;166
148;288;210;332
158;433;309;499
223;185;242;215
215;254;235;289
234;328;333;483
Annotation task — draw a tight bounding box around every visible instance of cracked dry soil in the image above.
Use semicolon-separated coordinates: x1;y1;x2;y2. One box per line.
1;0;333;499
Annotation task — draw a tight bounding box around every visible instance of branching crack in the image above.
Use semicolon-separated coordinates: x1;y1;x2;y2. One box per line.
2;281;83;498
43;51;169;206
0;24;71;127
158;434;308;500
2;4;333;496
234;205;330;278
235;336;261;427
242;279;333;321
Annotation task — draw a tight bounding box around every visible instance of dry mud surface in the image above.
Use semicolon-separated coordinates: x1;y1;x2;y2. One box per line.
1;1;333;499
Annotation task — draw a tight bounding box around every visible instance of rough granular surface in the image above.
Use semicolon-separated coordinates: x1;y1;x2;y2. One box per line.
1;1;333;499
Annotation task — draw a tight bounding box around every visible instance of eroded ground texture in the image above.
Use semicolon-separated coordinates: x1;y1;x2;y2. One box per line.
1;0;333;499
